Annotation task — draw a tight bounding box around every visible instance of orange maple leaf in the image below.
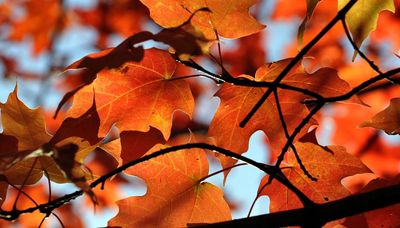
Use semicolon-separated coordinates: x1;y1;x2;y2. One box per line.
140;0;265;39
108;138;231;227
66;48;194;140
258;140;371;212
359;98;400;135
209;59;357;172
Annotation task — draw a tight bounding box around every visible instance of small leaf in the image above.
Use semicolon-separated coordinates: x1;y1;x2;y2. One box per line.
297;0;322;47
359;98;400;135
339;0;395;59
0;85;51;151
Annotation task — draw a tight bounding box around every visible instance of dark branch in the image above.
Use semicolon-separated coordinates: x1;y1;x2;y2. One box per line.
239;0;358;128
174;54;325;99
0;143;313;221
341;18;383;75
273;89;316;181
195;183;400;227
275;103;324;168
305;67;400;104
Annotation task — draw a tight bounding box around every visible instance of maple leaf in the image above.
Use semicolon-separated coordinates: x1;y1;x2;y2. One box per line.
258;141;371;212
0;86;100;191
59;27;206;113
66;48;194;140
339;0;395;58
209;59;357;172
56;38;145;116
139;0;265;39
0;86;53;183
359;98;400;135
108;140;231;227
0;85;51;151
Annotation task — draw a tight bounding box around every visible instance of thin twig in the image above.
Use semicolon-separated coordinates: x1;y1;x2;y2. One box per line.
239;0;358;128
305;67;400;104
176;55;325;98
168;74;218;82
51;212;65;228
341;18;383;75
197;163;247;183
13;157;38;210
275;103;324;168
273;90;317;181
247;179;270;218
8;182;39;207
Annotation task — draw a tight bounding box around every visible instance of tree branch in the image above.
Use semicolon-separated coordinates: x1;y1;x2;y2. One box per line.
273;89;316;181
0;143;313;221
341;18;382;75
239;0;358;128
305;67;400;104
175;56;325;99
196;183;400;227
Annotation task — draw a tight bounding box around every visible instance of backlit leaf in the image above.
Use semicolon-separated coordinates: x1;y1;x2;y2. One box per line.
339;0;395;58
108;142;231;227
66;48;194;140
0;85;51;151
140;0;265;39
359;98;400;135
209;59;357;172
0;87;99;189
259;141;371;211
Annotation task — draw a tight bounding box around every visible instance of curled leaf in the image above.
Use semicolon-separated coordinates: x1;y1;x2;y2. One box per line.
359;98;400;135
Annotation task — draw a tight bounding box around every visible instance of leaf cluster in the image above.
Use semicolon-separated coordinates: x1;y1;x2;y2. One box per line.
0;0;399;227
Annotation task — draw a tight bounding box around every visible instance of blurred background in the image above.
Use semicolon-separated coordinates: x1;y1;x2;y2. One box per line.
0;0;399;227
